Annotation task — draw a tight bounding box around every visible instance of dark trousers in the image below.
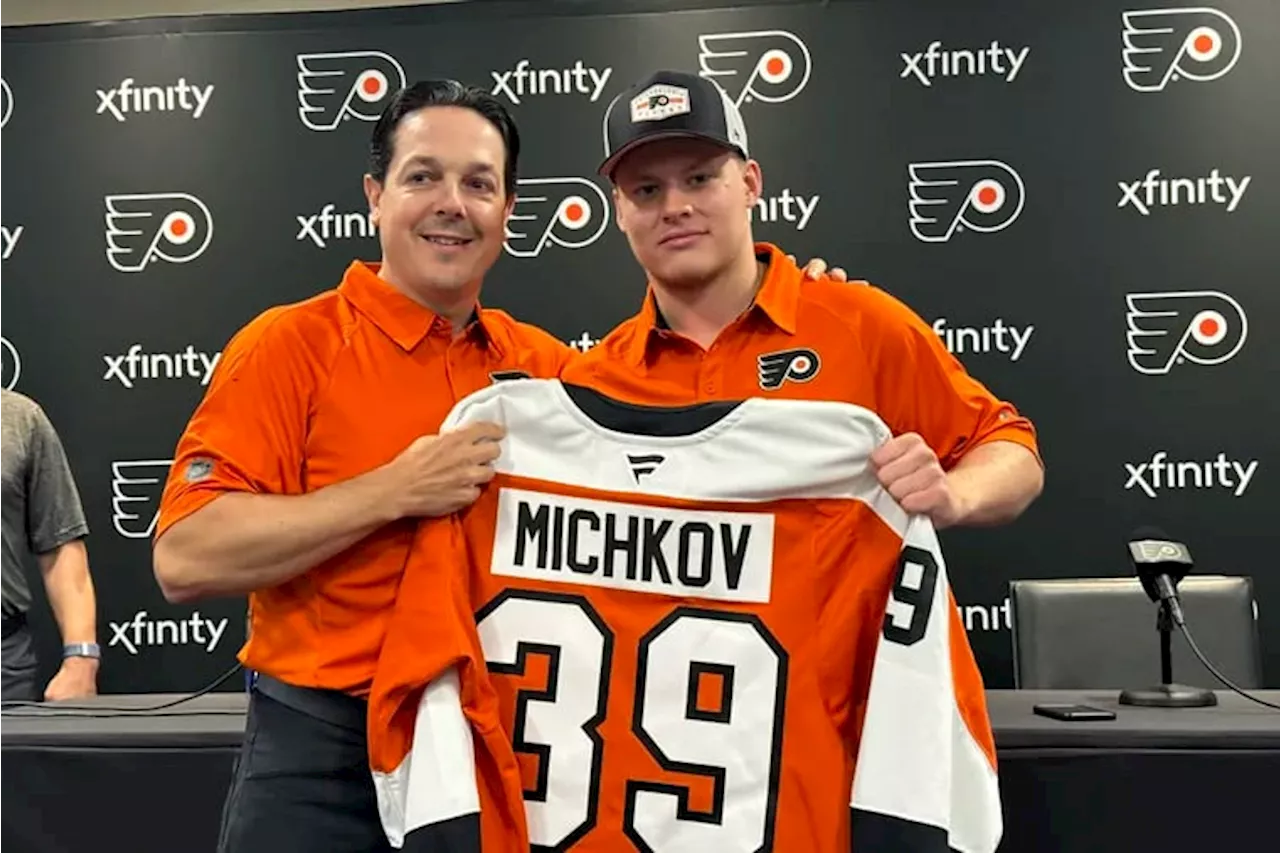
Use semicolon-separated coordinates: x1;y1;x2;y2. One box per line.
1;617;39;702
217;676;392;853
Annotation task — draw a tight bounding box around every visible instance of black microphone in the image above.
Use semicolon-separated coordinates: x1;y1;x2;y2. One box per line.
1126;525;1193;626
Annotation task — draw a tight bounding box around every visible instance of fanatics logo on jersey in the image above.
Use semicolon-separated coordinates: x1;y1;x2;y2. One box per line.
626;453;665;482
111;459;172;539
95;77;214;122
1122;7;1241;92
490;60;613;105
1;336;20;391
630;84;690;123
492;488;775;603
1125;290;1246;375
1;224;22;260
1124;451;1257;498
296;203;375;248
297;51;405;131
698;30;812;107
758;348;820;390
105;192;214;273
0;79;12;129
908;160;1025;243
504;177;609;258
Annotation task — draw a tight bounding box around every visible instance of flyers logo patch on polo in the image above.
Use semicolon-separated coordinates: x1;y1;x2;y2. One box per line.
698;30;812;107
105;193;214;273
908;160;1025;243
504;177;609;258
297;51;405;131
1122;7;1242;92
758;348;819;390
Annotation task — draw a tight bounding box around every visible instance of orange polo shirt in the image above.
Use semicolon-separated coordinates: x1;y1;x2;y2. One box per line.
154;260;574;696
561;242;1040;469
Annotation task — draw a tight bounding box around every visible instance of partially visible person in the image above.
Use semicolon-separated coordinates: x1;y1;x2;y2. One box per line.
568;70;1044;527
1;388;99;702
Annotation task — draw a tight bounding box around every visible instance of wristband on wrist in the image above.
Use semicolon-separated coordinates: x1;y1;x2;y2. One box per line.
62;642;101;659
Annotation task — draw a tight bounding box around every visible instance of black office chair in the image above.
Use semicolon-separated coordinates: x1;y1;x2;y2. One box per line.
1009;576;1263;690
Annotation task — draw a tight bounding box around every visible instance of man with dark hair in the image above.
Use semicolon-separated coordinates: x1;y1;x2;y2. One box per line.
2;388;100;703
152;79;840;852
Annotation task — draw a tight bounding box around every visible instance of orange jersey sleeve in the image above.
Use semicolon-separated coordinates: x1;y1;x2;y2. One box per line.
154;305;329;540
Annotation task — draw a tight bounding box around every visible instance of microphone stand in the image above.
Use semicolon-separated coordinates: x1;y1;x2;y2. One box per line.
1119;598;1217;708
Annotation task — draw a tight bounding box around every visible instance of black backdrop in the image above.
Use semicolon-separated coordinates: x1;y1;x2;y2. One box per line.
2;0;1278;695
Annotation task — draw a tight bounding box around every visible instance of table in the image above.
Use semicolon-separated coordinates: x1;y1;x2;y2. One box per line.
3;689;1279;853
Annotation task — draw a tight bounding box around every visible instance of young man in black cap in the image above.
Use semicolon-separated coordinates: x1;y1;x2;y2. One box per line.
566;70;1044;528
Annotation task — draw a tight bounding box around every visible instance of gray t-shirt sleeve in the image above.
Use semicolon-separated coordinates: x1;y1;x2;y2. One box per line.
25;405;90;554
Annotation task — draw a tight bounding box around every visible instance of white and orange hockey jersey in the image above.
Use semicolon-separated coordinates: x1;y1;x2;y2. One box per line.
368;378;1002;852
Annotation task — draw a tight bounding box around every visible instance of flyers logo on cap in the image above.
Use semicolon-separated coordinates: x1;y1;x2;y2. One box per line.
1126;290;1247;375
0;79;12;129
1122;7;1242;92
908;160;1025;243
697;30;812;107
504;177;609;258
111;459;172;539
297;51;406;131
1;337;20;391
105;193;214;273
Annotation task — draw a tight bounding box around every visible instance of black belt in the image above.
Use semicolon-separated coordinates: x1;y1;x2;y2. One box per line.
252;673;368;733
1;611;27;641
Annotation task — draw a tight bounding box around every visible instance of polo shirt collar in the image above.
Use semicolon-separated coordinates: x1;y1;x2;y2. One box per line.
626;242;801;366
338;261;502;355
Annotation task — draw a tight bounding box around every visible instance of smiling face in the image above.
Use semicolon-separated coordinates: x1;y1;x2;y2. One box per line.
363;105;515;307
610;136;762;290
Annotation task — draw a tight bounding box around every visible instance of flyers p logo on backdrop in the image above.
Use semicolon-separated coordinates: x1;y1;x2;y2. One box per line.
1;337;20;391
698;30;812;107
105;193;214;273
504;177;609;258
0;79;12;129
1122;7;1242;92
908;160;1025;243
1126;290;1247;375
111;459;172;539
297;51;405;131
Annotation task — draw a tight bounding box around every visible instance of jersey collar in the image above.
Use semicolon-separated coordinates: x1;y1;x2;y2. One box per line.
626;242;801;366
338;261;502;356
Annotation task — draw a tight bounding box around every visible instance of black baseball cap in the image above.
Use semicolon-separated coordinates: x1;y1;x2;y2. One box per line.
599;70;749;179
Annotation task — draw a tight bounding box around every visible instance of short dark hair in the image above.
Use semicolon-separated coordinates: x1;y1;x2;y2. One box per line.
367;79;520;196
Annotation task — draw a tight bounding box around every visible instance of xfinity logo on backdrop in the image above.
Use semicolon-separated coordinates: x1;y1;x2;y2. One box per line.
111;459;171;539
567;332;600;353
103;345;222;388
1;225;22;260
1126;290;1246;375
490;60;612;104
1122;7;1241;93
1125;451;1257;498
752;189;819;231
1;78;12;128
1118;168;1250;215
297;50;405;131
95;77;214;122
698;30;812;107
900;41;1029;86
1;337;20;391
108;610;229;655
909;159;1025;243
105;192;214;273
932;318;1033;362
296;204;375;248
505;177;609;258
